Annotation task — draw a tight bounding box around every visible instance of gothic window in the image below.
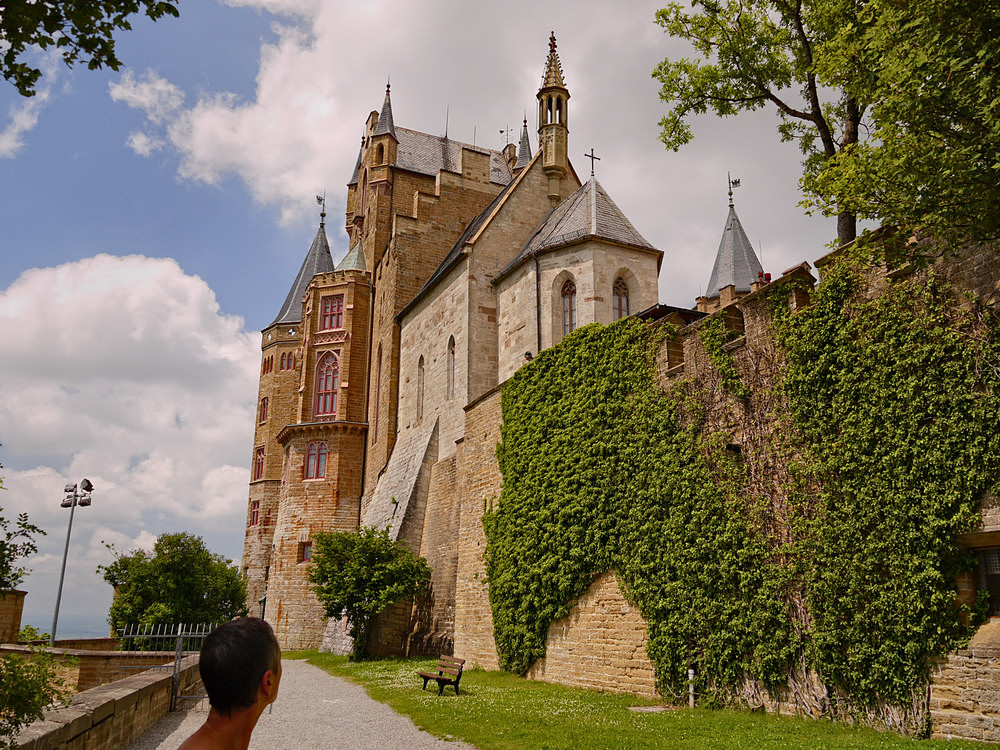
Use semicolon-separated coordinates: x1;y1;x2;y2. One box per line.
259;397;269;424
287;353;295;370
253;446;265;481
562;279;577;337
373;345;382;443
315;352;339;417
304;442;328;479
556;97;563;124
281;353;287;369
416;355;425;421
249;499;260;527
447;336;456;400
376;143;384;163
613;278;630;320
321;295;344;330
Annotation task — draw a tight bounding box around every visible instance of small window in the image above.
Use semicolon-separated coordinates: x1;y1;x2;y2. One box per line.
315;353;339;417
259;397;269;424
321;295;345;330
562;280;577;337
249;499;260;527
376;143;385;163
416;355;425;420
304;442;328;479
281;353;287;370
253;447;265;481
298;542;313;563
613;278;630;320
447;336;456;400
373;345;382;443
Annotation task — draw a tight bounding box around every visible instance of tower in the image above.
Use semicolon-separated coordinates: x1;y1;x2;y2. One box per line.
538;32;570;206
696;183;764;314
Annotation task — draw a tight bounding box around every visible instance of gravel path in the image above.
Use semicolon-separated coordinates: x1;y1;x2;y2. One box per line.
125;659;475;749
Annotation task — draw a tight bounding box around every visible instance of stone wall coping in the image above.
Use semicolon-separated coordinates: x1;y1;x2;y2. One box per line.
0;643;190;658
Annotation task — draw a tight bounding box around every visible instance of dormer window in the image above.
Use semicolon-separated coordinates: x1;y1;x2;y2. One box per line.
321;295;344;330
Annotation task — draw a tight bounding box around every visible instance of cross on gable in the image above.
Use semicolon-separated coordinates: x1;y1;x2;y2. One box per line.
584;148;601;177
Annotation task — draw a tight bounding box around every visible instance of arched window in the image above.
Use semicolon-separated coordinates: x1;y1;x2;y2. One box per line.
547;96;554;124
613;278;630;320
375;143;384;163
280;353;287;369
360;169;368;215
314;352;339;417
305;442;327;479
562;279;577;337
416;355;425;421
447;336;456;400
373;345;382;443
556;97;563;124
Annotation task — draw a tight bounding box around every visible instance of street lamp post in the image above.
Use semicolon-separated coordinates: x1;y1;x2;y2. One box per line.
50;479;94;647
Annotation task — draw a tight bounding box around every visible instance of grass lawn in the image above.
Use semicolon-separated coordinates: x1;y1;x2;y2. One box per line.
284;651;982;749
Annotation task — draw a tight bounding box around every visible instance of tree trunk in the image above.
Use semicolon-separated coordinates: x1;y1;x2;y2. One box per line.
838;211;857;246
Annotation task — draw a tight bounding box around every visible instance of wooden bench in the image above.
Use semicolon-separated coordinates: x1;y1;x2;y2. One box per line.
417;656;465;696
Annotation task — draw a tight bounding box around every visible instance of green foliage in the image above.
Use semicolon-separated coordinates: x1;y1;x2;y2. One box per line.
487;268;1000;715
804;0;1000;244
486;320;792;697
771;262;1000;705
0;506;44;591
0;0;180;96
17;625;49;642
99;532;247;632
698;316;751;399
0;647;71;749
309;526;431;661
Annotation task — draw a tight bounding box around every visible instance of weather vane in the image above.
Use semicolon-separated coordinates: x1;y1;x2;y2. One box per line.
500;125;514;146
316;192;327;222
727;172;741;205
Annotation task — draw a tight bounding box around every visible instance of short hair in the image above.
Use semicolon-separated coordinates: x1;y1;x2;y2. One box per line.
199;618;280;714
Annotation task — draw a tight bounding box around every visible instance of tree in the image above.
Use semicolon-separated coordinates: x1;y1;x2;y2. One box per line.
0;507;43;591
806;0;1000;245
653;0;869;246
0;647;70;749
654;0;1000;250
309;526;431;661
0;0;180;97
99;532;247;631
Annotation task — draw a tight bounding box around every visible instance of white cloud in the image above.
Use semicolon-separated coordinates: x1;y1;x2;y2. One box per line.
0;255;259;635
0;52;60;159
109;70;184;125
126;131;164;156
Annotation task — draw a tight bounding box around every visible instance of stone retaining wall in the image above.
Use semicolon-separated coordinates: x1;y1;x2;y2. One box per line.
0;644;184;692
16;654;202;749
930;619;1000;743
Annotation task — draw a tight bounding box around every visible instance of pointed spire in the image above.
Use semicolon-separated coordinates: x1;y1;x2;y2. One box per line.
541;31;565;88
704;199;763;297
335;240;367;273
514;116;532;170
270;212;335;326
348;136;363;186
373;80;397;140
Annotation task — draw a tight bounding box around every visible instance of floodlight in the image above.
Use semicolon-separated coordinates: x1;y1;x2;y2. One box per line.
80;478;94;492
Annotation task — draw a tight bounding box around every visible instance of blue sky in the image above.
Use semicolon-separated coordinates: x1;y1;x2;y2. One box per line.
0;0;838;637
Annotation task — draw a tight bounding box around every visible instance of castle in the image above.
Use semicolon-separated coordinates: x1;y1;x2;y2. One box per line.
241;34;744;651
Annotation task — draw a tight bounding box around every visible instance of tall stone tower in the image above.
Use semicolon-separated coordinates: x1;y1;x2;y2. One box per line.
538;32;570;206
244;209;373;649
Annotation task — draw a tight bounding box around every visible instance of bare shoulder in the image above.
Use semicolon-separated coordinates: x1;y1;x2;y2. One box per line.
178;725;221;750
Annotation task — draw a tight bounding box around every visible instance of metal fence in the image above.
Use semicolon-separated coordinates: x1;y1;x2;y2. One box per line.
114;623;216;709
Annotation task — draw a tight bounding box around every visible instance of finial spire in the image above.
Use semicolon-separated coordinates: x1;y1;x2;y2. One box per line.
514;115;533;170
541;31;566;88
374;78;396;139
316;193;327;225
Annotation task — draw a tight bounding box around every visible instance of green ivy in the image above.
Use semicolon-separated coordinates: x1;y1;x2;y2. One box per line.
698;315;751;399
485;257;1000;716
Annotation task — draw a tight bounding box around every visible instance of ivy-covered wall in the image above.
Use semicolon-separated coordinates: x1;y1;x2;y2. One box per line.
484;250;1000;732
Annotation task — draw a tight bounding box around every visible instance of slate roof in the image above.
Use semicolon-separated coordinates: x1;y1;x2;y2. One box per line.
705;203;763;296
496;177;654;281
372;86;396;139
514;120;532;171
395;127;512;185
347;142;363;186
335;240;366;272
270;220;335;326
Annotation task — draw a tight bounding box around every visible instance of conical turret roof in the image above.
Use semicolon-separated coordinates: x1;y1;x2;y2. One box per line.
705;202;763;296
270;217;335;326
373;83;396;139
541;32;566;89
335;240;367;272
348;140;363;186
514;119;532;170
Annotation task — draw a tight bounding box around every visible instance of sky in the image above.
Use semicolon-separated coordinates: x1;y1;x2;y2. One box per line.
0;0;841;637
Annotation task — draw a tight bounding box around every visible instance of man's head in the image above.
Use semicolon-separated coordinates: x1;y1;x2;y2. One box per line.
199;618;281;715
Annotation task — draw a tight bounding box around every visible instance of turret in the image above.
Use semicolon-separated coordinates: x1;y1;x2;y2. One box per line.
537;32;570;206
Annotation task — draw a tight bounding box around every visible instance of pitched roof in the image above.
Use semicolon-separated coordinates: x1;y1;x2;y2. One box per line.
335;240;366;272
372;85;396;139
395;127;512;185
496;177;654;280
705;203;763;296
347;142;363;186
270;220;335;326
